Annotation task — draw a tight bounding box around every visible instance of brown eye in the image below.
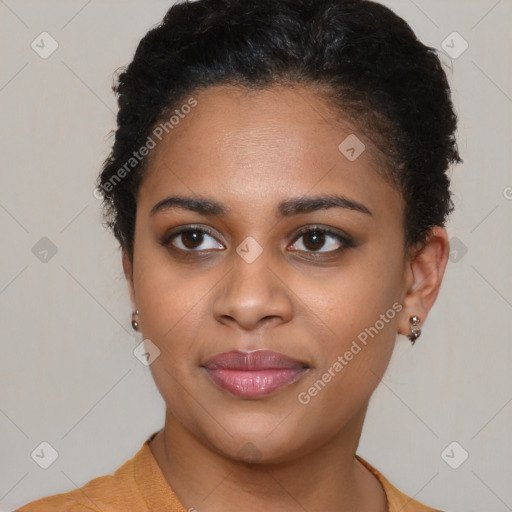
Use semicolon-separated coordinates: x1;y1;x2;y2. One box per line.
180;230;206;250
301;230;326;251
290;227;354;254
164;227;224;252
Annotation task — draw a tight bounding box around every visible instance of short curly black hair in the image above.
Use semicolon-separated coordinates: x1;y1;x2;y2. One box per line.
96;0;462;262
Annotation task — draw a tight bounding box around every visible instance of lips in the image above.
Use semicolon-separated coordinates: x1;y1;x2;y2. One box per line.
203;350;307;371
202;350;309;399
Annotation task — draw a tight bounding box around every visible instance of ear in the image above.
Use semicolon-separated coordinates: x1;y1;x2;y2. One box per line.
122;250;137;311
397;226;450;338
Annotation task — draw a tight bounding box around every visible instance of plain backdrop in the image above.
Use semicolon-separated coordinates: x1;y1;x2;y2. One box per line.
1;1;511;511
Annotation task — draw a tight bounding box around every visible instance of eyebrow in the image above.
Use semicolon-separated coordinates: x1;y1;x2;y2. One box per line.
149;194;372;218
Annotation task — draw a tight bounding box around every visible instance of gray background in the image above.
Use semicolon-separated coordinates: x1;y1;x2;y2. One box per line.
1;1;511;511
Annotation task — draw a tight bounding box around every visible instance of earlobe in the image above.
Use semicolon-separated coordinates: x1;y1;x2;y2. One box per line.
397;227;450;340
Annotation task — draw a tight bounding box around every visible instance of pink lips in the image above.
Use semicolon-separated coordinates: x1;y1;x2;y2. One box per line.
202;350;309;399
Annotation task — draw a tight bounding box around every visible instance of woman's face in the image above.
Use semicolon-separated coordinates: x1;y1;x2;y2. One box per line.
124;85;421;462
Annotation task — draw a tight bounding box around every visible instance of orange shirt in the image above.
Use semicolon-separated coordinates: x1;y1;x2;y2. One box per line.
16;431;442;512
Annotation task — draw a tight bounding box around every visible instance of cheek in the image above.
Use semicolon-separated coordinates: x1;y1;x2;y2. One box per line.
293;249;402;395
134;247;210;342
132;259;215;404
294;246;403;339
294;304;398;431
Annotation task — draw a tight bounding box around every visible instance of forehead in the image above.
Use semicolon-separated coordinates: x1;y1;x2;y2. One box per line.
138;84;403;223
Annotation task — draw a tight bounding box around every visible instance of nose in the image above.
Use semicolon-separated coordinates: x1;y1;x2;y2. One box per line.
212;248;294;331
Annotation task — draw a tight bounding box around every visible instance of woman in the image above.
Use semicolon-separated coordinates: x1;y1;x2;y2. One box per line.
17;0;460;510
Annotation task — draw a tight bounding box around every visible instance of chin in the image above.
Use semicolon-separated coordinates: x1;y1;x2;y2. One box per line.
202;417;312;465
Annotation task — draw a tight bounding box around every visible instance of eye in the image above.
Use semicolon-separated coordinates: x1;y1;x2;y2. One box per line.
161;224;354;256
289;226;354;254
163;225;224;252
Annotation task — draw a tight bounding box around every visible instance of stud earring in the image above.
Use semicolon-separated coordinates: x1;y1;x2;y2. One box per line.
131;309;139;331
408;315;421;345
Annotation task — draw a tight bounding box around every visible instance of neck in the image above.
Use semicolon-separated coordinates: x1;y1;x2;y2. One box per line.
149;403;388;512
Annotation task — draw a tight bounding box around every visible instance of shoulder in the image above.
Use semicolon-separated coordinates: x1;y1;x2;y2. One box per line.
14;494;97;512
355;454;446;512
14;445;146;512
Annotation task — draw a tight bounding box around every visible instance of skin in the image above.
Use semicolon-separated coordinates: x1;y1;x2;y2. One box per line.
122;84;450;512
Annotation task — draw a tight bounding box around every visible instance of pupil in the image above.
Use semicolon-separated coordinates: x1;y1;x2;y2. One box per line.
305;231;324;251
183;230;202;249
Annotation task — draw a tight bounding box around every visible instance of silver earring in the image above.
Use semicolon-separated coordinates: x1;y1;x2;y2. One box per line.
131;309;139;331
408;315;421;345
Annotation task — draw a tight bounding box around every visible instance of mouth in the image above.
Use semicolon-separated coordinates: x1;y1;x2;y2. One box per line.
201;349;310;399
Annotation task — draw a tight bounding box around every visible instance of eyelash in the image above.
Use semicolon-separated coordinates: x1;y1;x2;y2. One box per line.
160;224;355;257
